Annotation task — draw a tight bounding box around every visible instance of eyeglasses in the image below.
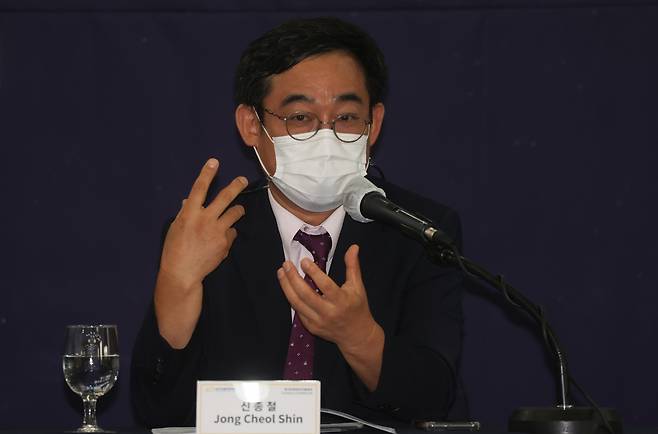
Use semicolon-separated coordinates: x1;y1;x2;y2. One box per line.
262;108;371;143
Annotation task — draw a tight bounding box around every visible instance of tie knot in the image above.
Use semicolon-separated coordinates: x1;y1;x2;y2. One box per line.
293;230;332;269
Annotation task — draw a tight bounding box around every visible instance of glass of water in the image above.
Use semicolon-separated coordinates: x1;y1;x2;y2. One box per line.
63;325;119;432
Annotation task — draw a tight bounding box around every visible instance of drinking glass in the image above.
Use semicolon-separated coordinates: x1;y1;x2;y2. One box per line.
63;325;120;432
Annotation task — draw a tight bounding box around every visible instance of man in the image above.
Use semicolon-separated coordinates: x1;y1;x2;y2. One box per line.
131;17;466;427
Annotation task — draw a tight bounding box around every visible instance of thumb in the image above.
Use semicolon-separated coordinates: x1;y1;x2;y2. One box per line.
344;244;363;284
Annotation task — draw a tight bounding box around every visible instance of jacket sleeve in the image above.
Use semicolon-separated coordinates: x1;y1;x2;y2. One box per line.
130;302;206;427
357;205;465;421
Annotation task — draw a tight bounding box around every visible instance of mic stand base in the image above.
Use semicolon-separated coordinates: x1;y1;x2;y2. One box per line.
509;407;622;434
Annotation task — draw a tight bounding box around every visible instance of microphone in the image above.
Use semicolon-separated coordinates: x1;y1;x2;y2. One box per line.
343;177;454;247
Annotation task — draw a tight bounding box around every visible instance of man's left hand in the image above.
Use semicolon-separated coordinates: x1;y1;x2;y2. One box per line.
277;244;385;390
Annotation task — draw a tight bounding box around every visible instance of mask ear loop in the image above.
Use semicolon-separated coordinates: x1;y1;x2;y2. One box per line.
363;123;387;180
251;107;275;178
365;123;372;171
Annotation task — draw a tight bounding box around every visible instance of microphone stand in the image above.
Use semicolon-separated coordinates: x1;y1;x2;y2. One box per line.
425;242;622;434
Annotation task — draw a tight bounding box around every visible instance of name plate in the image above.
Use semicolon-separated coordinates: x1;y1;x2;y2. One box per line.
196;380;320;434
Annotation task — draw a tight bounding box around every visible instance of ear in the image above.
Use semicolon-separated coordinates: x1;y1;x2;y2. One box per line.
366;103;385;151
235;104;263;148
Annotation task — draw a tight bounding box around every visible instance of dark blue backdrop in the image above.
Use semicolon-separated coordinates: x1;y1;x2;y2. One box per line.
1;1;656;430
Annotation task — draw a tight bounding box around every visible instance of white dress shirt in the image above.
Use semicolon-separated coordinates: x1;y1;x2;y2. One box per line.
267;188;346;320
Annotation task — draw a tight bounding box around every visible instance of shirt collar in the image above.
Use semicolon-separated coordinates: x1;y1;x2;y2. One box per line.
268;188;345;262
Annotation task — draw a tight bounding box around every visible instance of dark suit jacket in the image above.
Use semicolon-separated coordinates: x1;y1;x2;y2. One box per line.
131;178;466;427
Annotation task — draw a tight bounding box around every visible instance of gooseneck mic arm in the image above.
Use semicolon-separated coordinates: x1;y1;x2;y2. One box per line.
429;247;571;411
426;234;618;434
344;178;570;406
342;177;619;434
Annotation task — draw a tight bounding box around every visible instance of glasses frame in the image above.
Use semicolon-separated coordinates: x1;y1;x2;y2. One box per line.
262;108;371;143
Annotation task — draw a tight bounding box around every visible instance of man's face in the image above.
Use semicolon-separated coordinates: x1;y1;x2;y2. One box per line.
254;50;384;175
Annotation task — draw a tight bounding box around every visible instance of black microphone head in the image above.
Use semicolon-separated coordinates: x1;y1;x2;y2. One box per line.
343;176;386;223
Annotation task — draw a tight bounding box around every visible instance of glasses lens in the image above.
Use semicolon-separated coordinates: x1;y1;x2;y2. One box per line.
286;112;319;141
335;114;368;143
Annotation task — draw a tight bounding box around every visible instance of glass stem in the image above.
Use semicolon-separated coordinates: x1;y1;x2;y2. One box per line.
81;394;98;429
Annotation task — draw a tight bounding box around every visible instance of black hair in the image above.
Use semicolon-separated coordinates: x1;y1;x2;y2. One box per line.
234;17;388;114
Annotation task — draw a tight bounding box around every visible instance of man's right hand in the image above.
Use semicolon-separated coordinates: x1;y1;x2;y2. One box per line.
154;158;248;348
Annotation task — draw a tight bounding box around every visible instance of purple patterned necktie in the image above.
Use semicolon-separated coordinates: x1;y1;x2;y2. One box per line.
282;229;332;380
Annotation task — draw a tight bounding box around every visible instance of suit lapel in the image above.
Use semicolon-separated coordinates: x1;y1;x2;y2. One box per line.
232;188;291;373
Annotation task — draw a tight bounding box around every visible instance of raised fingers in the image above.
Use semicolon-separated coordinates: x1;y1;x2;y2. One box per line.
175;198;187;219
226;227;238;248
207;176;249;216
218;204;246;228
300;258;337;298
344;244;363;285
277;265;322;323
187;158;219;208
282;261;331;306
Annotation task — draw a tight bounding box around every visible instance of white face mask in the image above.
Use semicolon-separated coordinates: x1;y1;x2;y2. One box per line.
254;127;369;212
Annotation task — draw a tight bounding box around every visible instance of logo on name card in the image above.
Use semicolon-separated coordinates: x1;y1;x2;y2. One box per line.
196;380;320;434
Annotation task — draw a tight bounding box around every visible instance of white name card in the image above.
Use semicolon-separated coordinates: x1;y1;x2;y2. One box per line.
196;380;320;434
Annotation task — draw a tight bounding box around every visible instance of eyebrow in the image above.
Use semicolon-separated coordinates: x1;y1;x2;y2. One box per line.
281;94;314;107
279;92;364;108
336;93;364;104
